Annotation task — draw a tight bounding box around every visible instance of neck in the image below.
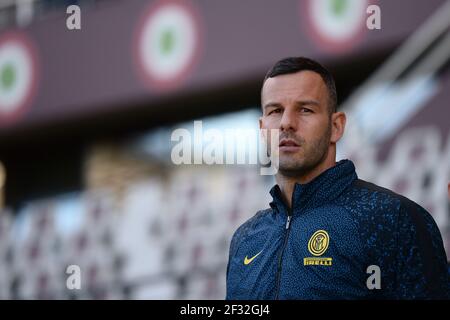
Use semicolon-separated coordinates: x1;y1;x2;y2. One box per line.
276;154;337;209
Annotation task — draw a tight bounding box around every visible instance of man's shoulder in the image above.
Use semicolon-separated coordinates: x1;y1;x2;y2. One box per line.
229;208;272;251
232;208;272;238
337;178;441;240
338;178;425;214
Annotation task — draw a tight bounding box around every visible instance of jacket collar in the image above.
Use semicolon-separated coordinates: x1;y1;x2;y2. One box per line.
269;159;358;215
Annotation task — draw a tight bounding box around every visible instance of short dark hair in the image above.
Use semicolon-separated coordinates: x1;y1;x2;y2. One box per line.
263;57;337;114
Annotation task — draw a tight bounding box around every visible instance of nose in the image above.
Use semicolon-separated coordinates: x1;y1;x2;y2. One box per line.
279;108;297;132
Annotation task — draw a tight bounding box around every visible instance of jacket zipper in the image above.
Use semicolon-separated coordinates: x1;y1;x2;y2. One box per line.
274;209;292;300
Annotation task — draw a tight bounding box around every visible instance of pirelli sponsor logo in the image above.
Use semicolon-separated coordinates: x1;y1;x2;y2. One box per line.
303;257;332;266
304;230;333;266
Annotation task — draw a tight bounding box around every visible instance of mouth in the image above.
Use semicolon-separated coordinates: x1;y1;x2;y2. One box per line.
279;139;301;152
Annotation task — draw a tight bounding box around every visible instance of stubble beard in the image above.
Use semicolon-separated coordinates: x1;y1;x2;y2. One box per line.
278;125;332;178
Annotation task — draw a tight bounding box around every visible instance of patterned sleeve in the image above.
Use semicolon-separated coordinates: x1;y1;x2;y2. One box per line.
394;199;449;299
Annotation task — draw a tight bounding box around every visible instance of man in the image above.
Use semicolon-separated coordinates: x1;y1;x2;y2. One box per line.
225;57;449;299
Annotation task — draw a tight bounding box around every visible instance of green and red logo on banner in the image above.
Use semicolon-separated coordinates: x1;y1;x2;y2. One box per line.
302;0;371;53
133;0;203;91
0;31;39;126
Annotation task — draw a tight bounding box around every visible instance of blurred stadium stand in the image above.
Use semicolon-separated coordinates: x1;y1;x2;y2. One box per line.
0;0;449;299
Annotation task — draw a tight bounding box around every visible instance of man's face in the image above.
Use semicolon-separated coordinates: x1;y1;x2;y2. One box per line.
260;70;333;177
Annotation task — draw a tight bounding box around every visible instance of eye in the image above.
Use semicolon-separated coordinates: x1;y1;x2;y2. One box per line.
268;108;281;115
301;108;312;113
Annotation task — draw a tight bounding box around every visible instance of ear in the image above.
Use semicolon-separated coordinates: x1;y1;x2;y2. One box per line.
259;117;263;129
330;112;346;144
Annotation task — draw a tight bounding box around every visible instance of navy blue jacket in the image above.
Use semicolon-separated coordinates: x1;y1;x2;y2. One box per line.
226;160;449;299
